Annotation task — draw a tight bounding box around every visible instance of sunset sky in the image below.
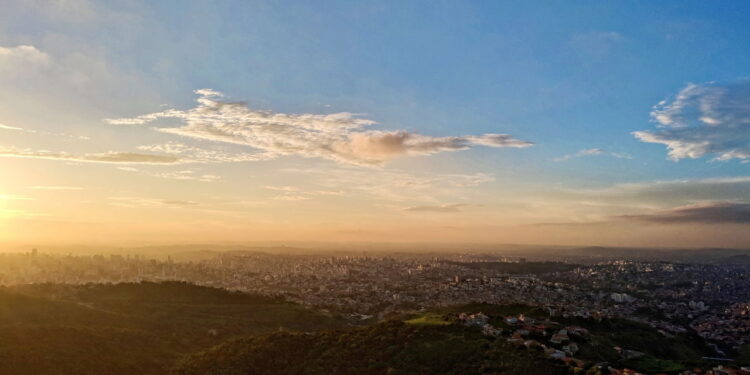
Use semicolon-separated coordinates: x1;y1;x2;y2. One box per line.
1;1;750;247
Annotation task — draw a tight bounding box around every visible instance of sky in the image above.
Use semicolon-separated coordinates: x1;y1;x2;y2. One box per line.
1;0;750;248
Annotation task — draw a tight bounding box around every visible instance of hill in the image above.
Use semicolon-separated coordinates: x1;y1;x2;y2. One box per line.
172;320;569;375
0;281;343;375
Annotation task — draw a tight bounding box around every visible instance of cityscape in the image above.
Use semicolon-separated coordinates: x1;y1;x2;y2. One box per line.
2;247;749;373
2;0;750;374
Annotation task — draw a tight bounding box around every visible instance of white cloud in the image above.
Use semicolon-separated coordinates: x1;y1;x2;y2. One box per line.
0;123;24;131
109;89;533;166
554;148;632;162
0;45;52;71
634;80;750;161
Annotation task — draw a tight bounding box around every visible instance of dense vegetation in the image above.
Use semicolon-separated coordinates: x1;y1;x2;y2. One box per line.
0;282;342;375
173;320;568;375
0;282;727;375
556;316;713;372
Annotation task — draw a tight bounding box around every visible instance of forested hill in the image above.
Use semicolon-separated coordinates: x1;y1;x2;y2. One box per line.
172;320;568;375
0;281;342;375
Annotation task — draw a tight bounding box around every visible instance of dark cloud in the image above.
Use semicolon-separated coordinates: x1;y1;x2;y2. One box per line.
619;202;750;224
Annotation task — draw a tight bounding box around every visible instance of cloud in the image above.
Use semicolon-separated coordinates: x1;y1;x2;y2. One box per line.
285;167;495;203
264;185;298;192
618;202;750;224
0;45;52;71
0;123;89;140
273;195;311;201
559;176;750;207
404;203;470;213
554;148;632;162
0;123;24;131
29;186;83;190
633;80;750;161
265;185;342;201
0;147;181;164
137;142;276;163
0;194;33;200
108;89;533;166
108;197;198;208
116;167;220;182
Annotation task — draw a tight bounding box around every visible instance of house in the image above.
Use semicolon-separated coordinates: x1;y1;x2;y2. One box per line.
614;346;645;360
461;312;489;327
550;330;570;344
562;342;579;355
514;328;530;337
523;339;542;349
544;348;566;359
482;324;503;336
519;314;535;324
567;326;589;336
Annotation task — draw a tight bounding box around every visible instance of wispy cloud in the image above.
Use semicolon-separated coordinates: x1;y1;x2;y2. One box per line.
0;147;181;164
564;176;750;205
264;185;299;192
137;142;271;163
29;186;83;190
108;197;198;208
0;123;23;131
0;194;33;200
617;202;750;224
284;167;495;203
0;45;51;71
108;89;533;166
273;195;311;201
265;185;342;201
404;203;471;212
554;148;632;162
116;167;220;182
634;80;750;162
0;123;89;140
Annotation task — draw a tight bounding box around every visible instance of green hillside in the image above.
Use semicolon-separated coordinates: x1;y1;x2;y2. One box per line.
0;282;343;375
172;320;569;375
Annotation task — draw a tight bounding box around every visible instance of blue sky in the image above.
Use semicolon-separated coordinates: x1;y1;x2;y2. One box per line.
1;1;749;246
